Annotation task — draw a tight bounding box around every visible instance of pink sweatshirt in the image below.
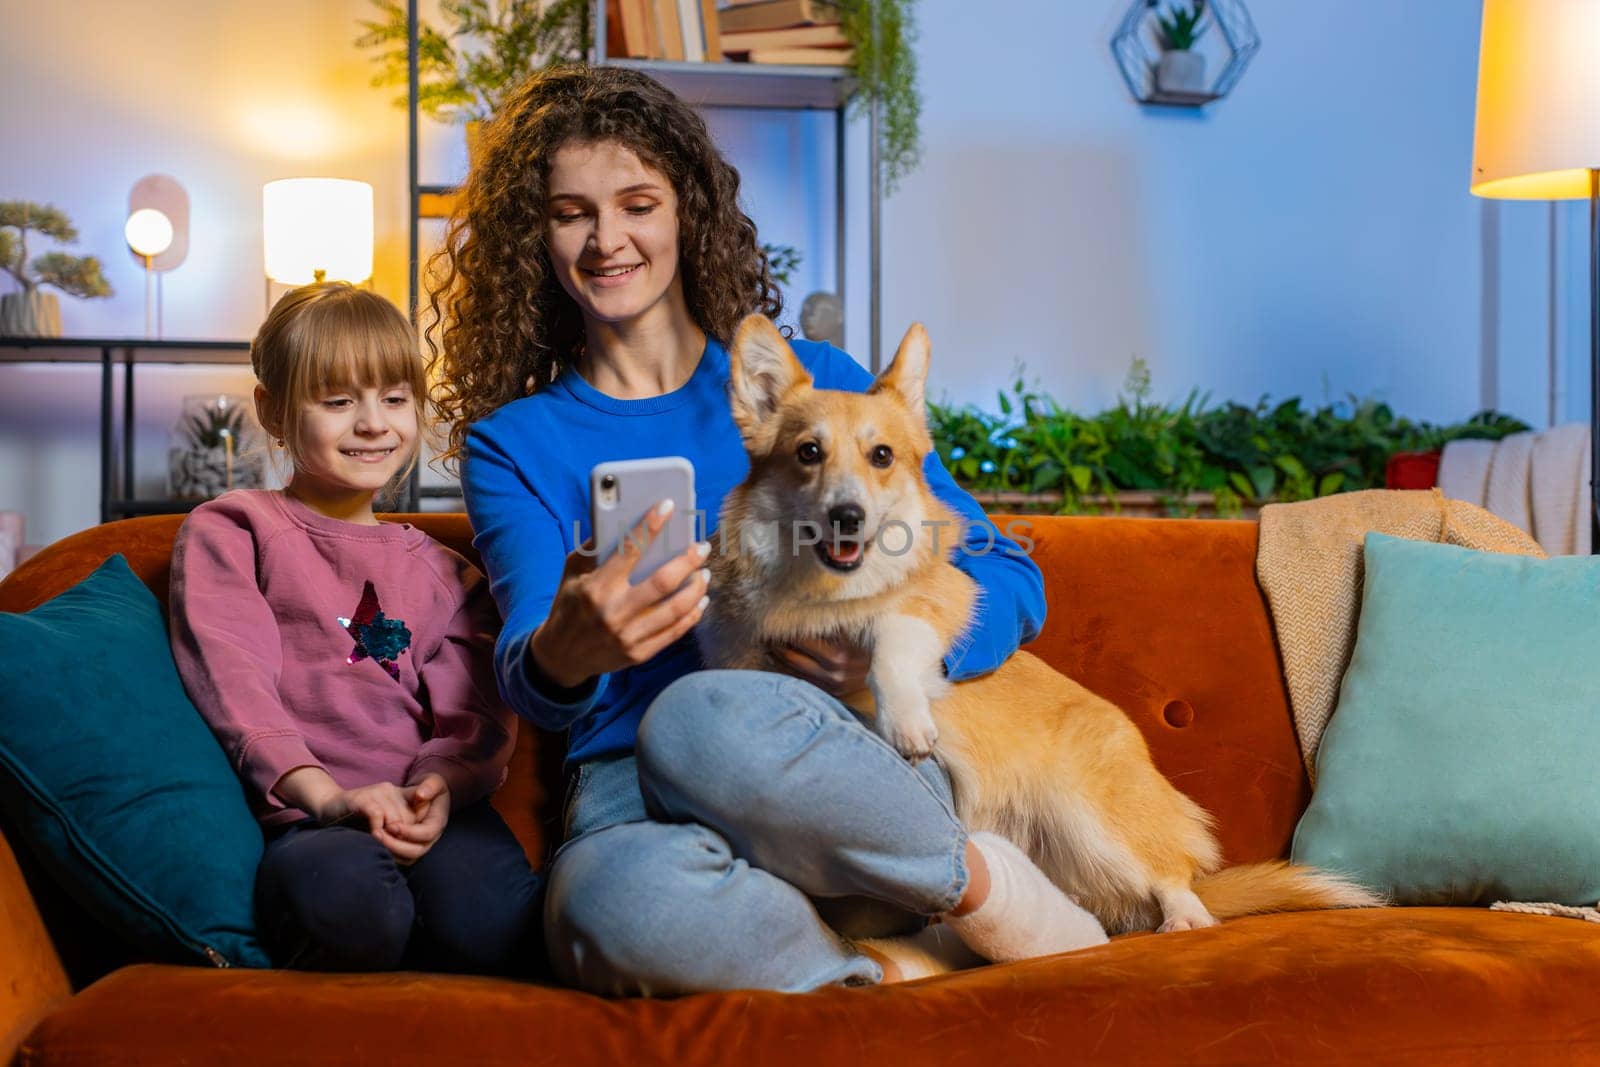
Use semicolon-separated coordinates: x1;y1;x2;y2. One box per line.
169;490;515;828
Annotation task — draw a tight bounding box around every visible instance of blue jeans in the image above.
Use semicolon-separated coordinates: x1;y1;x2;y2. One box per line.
257;801;543;976
543;669;971;995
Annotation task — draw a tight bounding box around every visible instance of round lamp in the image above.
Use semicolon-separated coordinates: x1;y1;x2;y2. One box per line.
124;208;174;258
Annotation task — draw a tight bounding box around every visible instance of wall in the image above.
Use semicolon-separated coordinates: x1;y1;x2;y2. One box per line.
0;0;1581;545
866;0;1584;426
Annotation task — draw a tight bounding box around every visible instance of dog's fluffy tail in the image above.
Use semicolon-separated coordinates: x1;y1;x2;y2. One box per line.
1193;861;1384;920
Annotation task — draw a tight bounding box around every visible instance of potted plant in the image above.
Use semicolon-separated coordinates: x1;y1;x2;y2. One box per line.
0;201;112;337
1151;0;1208;94
927;361;1532;518
356;0;590;159
168;395;266;500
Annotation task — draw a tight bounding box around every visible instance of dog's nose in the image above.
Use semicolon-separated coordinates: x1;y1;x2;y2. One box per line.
828;503;865;536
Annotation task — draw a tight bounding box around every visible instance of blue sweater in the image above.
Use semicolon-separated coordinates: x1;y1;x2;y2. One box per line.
463;336;1046;765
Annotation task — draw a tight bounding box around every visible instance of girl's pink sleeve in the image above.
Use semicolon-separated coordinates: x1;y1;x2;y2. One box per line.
169;502;323;810
407;561;517;807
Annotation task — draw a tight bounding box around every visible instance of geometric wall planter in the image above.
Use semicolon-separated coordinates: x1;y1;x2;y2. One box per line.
1112;0;1261;108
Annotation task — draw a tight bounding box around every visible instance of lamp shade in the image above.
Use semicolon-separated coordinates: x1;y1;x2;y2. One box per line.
262;178;373;284
124;208;173;258
1471;0;1600;200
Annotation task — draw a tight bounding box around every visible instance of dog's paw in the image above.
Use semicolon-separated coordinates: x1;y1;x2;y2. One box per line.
1157;907;1219;934
879;705;939;762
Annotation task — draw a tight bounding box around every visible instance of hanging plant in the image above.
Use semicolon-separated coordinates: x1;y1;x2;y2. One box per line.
837;0;922;195
355;0;591;124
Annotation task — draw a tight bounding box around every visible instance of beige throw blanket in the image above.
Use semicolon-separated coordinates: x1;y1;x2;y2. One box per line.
1437;424;1591;555
1254;488;1545;783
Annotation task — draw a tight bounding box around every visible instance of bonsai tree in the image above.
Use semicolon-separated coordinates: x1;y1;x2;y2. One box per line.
1153;0;1208;52
355;0;591;123
0;201;112;299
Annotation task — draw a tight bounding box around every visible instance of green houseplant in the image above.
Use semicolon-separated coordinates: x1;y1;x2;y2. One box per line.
928;360;1531;518
761;243;801;288
0;201;112;337
1151;0;1208;94
356;0;590;130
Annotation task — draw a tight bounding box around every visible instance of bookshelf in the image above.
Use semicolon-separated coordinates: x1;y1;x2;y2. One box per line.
403;0;883;506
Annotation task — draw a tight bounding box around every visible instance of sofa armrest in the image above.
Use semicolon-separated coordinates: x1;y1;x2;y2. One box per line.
0;831;70;1065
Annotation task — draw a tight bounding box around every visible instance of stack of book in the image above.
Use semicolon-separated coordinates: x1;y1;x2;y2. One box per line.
718;0;851;66
608;0;724;62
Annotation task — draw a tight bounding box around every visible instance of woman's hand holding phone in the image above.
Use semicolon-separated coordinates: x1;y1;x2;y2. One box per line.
528;499;711;690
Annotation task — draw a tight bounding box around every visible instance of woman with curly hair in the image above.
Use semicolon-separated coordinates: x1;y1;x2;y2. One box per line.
428;65;1099;996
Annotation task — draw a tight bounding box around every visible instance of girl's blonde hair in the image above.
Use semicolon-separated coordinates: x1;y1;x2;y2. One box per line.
251;282;426;477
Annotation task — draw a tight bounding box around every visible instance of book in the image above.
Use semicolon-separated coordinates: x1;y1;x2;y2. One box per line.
609;0;656;57
717;0;838;34
744;46;853;66
700;0;723;61
720;23;846;52
651;0;685;59
678;0;704;61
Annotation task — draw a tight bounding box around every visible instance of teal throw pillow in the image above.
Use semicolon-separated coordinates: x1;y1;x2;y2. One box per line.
1292;532;1600;905
0;554;269;966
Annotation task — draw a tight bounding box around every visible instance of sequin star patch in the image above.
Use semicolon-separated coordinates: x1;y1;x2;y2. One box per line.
337;580;412;681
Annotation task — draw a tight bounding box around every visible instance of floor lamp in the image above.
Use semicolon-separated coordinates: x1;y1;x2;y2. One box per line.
1470;0;1600;554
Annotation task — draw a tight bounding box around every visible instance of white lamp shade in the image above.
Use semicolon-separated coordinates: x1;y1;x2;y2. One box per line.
262;178;374;284
124;208;174;257
1471;0;1600;200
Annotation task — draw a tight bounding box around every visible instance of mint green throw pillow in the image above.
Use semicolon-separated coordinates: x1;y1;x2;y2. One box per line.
1291;532;1600;905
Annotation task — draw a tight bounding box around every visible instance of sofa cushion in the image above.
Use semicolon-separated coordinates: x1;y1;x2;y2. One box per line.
1293;533;1600;905
0;554;269;967
1019;516;1310;865
18;909;1600;1065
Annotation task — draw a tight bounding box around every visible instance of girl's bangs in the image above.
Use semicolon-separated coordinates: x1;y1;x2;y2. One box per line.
295;300;425;400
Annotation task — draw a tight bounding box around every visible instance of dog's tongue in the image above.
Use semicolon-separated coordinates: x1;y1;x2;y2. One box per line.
826;540;864;564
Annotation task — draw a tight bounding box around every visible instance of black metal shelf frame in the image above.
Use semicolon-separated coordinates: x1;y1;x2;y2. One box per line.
0;337;254;523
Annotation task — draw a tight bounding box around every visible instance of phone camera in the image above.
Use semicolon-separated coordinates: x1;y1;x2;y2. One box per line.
601;474;617;490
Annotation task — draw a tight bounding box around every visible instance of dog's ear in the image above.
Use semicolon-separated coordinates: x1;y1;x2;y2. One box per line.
728;314;810;441
870;323;931;419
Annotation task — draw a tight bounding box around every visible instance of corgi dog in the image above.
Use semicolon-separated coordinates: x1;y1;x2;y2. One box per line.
696;314;1381;940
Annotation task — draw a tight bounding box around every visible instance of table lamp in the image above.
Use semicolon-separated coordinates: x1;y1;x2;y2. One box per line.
1470;0;1600;553
262;178;374;309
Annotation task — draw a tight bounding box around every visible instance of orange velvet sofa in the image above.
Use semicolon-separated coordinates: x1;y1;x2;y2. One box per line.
3;513;1598;1066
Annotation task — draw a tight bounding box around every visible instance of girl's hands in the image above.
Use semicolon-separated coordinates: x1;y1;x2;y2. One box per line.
772;635;872;697
317;781;415;833
277;767;452;866
374;773;451;865
529;500;711;690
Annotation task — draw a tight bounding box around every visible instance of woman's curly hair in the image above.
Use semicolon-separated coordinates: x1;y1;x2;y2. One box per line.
425;64;783;471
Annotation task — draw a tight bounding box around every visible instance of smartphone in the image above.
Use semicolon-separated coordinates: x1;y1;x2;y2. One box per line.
590;457;697;586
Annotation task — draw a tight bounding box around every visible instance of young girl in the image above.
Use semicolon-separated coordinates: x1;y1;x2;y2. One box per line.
169;282;541;975
428;66;1106;996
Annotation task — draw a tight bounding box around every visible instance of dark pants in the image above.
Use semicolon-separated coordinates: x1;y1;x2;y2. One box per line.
256;801;543;976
